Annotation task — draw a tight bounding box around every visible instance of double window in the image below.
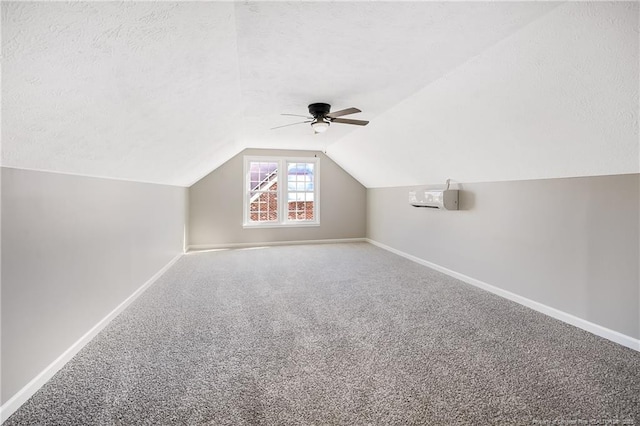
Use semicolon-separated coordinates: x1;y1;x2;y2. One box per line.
243;156;319;227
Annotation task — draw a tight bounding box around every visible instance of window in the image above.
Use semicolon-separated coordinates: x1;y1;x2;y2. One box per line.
243;156;319;227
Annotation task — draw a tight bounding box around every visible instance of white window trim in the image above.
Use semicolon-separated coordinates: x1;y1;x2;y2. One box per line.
243;156;320;228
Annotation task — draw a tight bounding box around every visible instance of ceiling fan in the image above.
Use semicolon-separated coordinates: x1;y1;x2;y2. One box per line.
272;103;369;134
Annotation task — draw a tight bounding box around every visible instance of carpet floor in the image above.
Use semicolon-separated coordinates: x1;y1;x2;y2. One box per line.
5;243;640;425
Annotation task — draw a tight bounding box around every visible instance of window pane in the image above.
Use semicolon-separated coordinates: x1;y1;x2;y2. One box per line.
249;191;278;222
287;201;314;221
287;162;314;191
250;161;278;191
287;197;314;221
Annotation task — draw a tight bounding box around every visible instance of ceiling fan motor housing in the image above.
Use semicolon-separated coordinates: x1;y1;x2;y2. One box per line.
308;103;331;118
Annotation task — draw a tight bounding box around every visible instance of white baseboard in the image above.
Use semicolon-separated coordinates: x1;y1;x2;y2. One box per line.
366;239;640;352
187;238;366;252
0;254;183;423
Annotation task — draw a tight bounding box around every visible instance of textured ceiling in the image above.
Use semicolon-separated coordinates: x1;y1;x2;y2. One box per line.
2;2;637;187
329;1;640;187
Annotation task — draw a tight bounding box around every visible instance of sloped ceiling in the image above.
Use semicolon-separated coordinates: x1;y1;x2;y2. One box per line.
2;1;638;187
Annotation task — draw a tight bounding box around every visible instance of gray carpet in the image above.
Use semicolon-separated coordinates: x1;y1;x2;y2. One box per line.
5;243;640;425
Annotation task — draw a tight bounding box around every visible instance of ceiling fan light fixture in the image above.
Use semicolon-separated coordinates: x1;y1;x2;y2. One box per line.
311;119;330;134
273;104;367;132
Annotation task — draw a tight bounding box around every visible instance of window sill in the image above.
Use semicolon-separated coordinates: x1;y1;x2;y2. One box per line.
243;222;321;229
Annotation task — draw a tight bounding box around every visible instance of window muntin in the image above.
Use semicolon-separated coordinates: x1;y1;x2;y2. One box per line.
244;157;319;227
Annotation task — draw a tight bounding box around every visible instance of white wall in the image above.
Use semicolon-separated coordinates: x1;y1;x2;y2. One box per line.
1;167;186;404
189;149;366;248
367;174;640;342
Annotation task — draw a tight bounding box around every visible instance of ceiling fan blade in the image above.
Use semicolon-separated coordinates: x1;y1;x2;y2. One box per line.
270;120;312;130
281;113;313;119
331;118;369;126
326;107;361;118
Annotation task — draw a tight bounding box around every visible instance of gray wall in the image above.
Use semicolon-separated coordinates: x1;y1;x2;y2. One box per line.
1;167;186;404
367;174;640;339
189;149;366;247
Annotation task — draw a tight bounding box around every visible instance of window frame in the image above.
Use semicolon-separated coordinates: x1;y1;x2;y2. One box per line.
243;156;320;228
